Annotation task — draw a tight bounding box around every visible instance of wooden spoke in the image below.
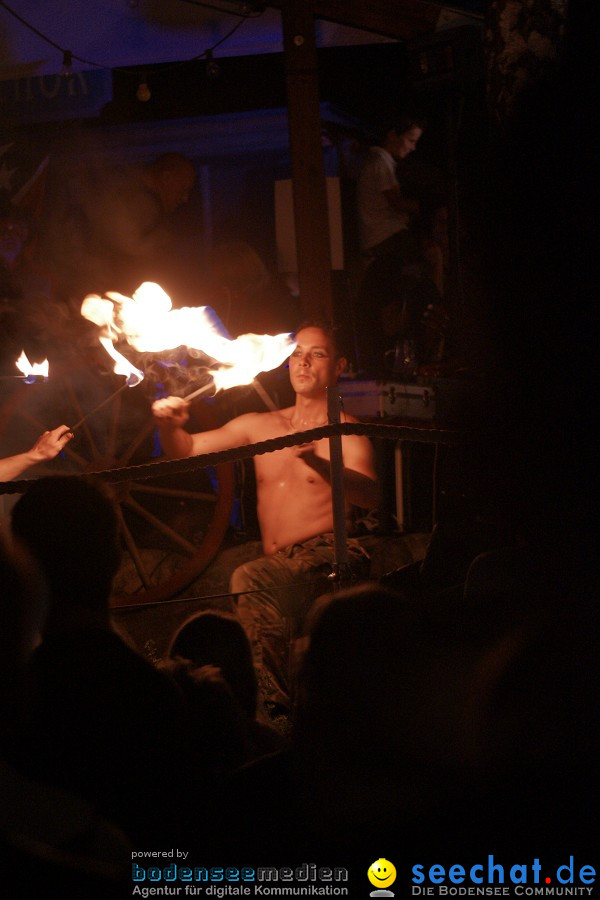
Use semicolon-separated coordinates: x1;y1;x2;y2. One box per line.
114;503;152;590
118;418;156;466
123;495;199;556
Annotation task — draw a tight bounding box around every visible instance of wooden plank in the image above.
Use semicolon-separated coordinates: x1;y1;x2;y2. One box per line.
281;0;334;320
269;0;442;41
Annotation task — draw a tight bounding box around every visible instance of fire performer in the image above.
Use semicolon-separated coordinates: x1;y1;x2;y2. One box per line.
152;322;379;716
0;426;73;482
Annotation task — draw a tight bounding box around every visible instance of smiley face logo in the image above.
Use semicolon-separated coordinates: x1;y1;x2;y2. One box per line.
368;858;397;889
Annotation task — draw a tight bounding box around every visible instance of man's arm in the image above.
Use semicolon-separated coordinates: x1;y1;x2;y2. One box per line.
371;154;419;218
0;426;73;482
382;186;420;217
151;396;256;458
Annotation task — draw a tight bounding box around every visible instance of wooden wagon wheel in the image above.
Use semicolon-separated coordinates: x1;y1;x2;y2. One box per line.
0;366;235;607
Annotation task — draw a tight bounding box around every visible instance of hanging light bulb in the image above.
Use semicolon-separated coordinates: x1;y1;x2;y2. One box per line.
205;50;220;80
61;50;73;79
136;75;151;102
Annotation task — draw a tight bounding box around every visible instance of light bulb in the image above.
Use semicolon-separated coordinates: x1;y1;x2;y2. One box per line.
136;81;151;102
205;51;220;79
61;50;73;79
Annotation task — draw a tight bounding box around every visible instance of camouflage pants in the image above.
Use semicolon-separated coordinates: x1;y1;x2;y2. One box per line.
230;535;369;713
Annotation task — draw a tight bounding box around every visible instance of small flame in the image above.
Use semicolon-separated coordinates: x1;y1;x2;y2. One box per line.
98;338;144;386
15;351;49;380
81;282;296;392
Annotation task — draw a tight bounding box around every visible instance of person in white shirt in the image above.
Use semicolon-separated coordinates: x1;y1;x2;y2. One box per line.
357;115;425;259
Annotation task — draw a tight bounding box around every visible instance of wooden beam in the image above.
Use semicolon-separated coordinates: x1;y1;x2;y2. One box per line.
281;1;334;320
268;0;442;42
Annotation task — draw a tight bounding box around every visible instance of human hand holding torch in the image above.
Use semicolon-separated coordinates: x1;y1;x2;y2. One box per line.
0;426;73;482
151;396;194;458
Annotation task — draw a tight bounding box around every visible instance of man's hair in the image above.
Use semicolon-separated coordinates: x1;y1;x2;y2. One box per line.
374;111;427;144
168;610;258;717
293;319;346;359
390;112;427;135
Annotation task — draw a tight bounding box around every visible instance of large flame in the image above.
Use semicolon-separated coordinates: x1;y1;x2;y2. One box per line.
81;282;296;392
15;351;49;379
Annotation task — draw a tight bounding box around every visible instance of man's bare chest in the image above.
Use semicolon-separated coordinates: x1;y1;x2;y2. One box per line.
254;444;329;487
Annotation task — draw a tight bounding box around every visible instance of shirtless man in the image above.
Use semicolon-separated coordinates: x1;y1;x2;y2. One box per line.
152;323;379;713
0;426;73;482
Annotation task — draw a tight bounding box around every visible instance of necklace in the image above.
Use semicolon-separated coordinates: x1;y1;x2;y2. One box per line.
288;418;338;434
287;416;329;434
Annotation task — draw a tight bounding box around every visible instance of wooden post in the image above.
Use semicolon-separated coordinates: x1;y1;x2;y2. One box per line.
280;1;334;320
326;386;351;583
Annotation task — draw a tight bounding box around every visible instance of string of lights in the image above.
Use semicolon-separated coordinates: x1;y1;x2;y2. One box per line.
0;0;265;88
176;0;265;16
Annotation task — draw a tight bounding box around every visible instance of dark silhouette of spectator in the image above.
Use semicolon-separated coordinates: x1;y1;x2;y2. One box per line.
458;587;598;860
8;475;205;848
0;531;132;897
207;583;448;862
167;610;285;761
210;576;596;867
158;656;250;774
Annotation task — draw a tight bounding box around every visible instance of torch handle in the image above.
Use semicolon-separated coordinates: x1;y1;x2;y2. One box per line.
183;382;216;402
67;380;130;433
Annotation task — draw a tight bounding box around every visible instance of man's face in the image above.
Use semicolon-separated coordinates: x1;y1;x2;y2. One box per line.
288;327;346;397
389;126;423;160
157;165;196;213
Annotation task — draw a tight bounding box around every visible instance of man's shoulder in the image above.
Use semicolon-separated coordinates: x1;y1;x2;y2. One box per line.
358;146;396;192
365;145;394;167
230;408;291;440
341;411;370;434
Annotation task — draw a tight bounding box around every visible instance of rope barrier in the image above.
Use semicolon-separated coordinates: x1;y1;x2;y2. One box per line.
0;420;462;496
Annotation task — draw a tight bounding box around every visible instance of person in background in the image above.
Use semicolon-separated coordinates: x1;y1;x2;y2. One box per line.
38;151;196;303
354;114;436;375
356;113;426;264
